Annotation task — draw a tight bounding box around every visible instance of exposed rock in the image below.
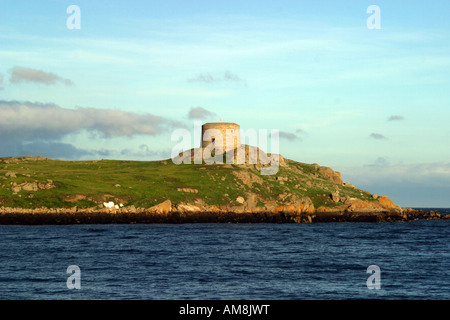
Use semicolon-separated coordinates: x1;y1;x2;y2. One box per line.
343;182;356;188
377;195;401;211
175;203;202;213
176;144;286;168
5;171;16;178
236;196;245;204
177;187;198;193
64;195;87;202
37;182;56;190
9;180;56;193
372;194;379;200
243;193;258;210
273;195;315;214
316;194;402;214
318;166;343;184
126;205;137;214
2;156;49;164
330;192;340;203
193;198;207;207
232;169;264;187
277;193;289;201
148;200;172;214
22;183;38;191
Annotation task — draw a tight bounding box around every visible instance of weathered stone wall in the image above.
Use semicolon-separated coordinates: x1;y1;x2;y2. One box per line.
201;122;241;153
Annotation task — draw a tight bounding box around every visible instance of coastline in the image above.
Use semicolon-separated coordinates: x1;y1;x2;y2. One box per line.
0;207;446;225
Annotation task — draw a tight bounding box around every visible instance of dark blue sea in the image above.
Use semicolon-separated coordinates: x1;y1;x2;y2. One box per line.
0;208;449;300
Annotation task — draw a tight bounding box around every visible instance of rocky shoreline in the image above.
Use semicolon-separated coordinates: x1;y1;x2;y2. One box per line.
0;206;446;225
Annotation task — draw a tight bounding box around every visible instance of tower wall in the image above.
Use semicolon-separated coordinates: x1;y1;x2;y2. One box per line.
201;122;241;153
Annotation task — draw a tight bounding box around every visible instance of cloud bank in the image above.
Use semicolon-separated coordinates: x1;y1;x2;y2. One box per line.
9;66;74;86
0;100;179;160
0;100;175;140
337;161;450;207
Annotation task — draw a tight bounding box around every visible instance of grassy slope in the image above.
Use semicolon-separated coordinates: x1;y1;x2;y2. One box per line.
0;157;376;209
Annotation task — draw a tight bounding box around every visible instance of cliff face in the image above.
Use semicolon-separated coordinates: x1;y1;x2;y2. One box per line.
0;153;402;215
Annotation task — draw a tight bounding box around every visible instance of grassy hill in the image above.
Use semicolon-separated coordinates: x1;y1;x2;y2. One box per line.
0;154;386;212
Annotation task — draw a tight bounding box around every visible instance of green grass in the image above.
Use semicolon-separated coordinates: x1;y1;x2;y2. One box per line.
0;157;377;209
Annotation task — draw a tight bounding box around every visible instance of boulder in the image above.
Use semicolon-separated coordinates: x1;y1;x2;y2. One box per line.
330;192;340;203
5;171;16;178
236;196;245;204
126;205;137;214
22;182;38;191
176;203;202;213
149;200;172;214
343;182;356;188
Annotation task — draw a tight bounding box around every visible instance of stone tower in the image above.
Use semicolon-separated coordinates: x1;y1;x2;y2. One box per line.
201;122;241;153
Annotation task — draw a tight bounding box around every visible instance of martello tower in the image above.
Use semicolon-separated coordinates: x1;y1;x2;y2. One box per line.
201;122;241;153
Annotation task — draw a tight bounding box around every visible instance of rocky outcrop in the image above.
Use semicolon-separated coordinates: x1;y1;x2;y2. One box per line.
1;156;49;164
147;200;172;214
317;166;343;185
317;194;402;213
10;181;56;194
176;144;287;169
232;169;264;187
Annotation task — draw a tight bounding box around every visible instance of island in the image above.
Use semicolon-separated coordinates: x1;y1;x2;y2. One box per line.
0;153;444;224
0;122;447;224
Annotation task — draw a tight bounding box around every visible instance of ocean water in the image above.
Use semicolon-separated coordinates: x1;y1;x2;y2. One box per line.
0;209;449;300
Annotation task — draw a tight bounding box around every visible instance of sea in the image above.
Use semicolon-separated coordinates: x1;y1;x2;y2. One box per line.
0;208;449;300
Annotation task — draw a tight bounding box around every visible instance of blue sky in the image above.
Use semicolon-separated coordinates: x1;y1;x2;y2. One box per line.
0;0;449;207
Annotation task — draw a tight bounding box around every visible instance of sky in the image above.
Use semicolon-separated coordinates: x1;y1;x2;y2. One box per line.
0;0;449;207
